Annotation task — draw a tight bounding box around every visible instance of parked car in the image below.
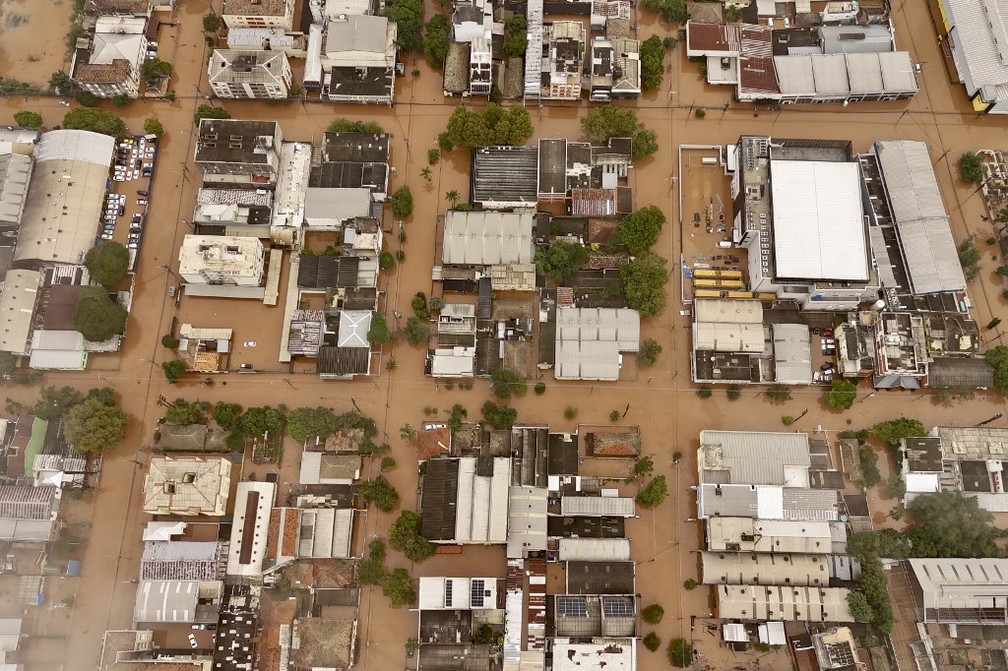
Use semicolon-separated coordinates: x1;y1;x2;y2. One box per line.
137;198;147;206
137;189;149;196
188;634;198;649
126;242;138;249
244;341;256;347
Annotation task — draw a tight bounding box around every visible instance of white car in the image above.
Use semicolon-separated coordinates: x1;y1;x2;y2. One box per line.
244;341;257;347
188;634;198;649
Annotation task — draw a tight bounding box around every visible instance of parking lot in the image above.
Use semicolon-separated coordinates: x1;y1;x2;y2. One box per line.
102;135;158;270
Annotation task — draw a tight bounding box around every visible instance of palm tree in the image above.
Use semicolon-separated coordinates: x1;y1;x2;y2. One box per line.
445;190;461;208
420;167;432;182
400;423;416;440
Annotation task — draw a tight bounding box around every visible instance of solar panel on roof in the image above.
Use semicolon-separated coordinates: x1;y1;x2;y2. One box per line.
445;578;453;607
602;597;634;618
557;596;588;617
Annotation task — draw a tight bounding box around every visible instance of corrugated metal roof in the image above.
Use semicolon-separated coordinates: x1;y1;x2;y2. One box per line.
698;430;811;486
770;160;869;281
554;307;640;381
909;558;1008;617
772;323;812;384
874;140;966;294
560;496;635;517
442;211;534;266
701;552;830;586
810;54;851;94
818;25;893;54
558;538;631;562
941;0;1008;91
774;55;815;94
717;584;853;622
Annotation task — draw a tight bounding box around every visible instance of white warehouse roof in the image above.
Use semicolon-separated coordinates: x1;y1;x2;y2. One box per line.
770;160;868;282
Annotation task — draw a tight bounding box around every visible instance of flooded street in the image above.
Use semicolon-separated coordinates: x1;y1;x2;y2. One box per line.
0;0;1007;668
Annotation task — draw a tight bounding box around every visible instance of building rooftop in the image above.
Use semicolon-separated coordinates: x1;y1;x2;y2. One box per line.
873;140;966;294
928;356;994;389
178;235;264;279
0;270;40;354
208;49;290;87
701;552;831;587
938;0;1008;104
705;517;845;554
15;131;114;267
697;483;840;521
222;0;290;18
291;617;356;670
442;211;534;266
418;577;499;610
558;538;630;562
552;638;634;671
716;584;854;622
506;485;547;559
566;561;635;595
226;481;275;577
195;119;279;166
140;541;222;581
770;159;868;281
471;146;539;207
554;307;639;381
909;558;1008;623
698;430;811;486
133;579;222;623
142;457;231;517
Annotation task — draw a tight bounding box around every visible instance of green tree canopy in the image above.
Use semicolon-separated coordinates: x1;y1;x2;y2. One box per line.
33;385;83;419
383;0;424;52
402;317;429;345
641;603;664;624
49;70;71;93
481;400;517;430
641;0;687;22
535;241;587;285
847;590;875;623
64;397;129;453
388;510;437;561
619;205;666;255
906;491;1001;558
194;104;230;126
639;35;664;91
986;345;1008;394
638;338;662;367
327;118;384;134
143;117;164;136
959;151;983;183
667;638;692;668
872;417;925;448
63;107;127;139
423;14;451;69
74;286;127;341
213;402;243;431
13;111;42;129
620;252;668;316
959;239;981;281
84;241;129;286
440;104;534;150
368;313;391;344
0;352;16;377
390;185;414;218
358;475;400;512
164;398;210;425
162;360;185;383
382;568;416;607
824;378;858;410
503;14;527;56
240;406;285;436
490;368;527;399
141;58;173;81
582;107;640;142
287;406;337;442
202;12;223;32
636;475;668;508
